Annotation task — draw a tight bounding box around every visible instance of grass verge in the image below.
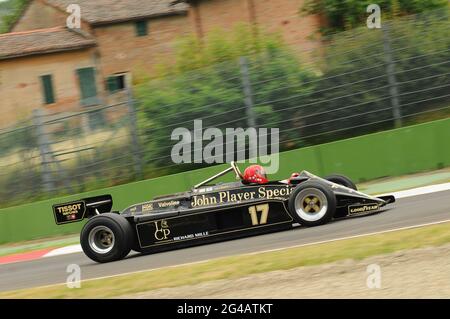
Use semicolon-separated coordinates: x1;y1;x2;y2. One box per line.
358;167;450;194
0;236;79;257
1;221;450;299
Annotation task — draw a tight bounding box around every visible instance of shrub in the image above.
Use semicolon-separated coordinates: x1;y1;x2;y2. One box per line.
135;25;317;175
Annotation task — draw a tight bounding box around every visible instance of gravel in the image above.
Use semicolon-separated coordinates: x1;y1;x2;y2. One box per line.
123;244;450;299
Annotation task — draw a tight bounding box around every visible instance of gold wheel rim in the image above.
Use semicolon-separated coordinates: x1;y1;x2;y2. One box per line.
302;196;322;213
294;188;329;222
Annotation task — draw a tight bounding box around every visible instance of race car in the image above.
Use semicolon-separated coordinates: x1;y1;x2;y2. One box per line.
52;162;395;263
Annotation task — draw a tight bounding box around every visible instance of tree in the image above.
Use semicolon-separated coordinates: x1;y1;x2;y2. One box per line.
135;25;317;177
297;8;450;144
301;0;448;35
0;0;29;33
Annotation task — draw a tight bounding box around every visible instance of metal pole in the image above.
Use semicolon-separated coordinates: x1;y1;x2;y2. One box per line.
32;108;54;193
127;89;143;179
382;23;402;128
239;56;259;162
240;56;257;128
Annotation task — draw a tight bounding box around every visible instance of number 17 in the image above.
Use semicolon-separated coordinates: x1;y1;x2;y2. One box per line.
248;204;269;226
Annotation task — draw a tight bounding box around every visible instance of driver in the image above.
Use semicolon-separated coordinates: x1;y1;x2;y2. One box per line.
243;165;268;184
288;172;300;184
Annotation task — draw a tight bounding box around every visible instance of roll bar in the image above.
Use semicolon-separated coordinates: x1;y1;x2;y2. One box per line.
194;161;243;189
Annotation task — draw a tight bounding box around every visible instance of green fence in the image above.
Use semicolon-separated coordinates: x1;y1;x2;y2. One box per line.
0;118;449;244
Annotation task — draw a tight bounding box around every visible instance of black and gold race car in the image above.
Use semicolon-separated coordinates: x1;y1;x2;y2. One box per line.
52;162;395;263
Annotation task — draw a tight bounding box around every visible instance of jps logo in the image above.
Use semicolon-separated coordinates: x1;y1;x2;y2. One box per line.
154;220;170;241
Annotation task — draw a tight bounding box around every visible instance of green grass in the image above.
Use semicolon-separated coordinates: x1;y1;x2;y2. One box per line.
358;167;450;195
2;221;450;299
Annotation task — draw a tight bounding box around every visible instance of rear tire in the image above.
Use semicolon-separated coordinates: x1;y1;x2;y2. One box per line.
80;213;133;263
288;181;336;227
324;174;357;190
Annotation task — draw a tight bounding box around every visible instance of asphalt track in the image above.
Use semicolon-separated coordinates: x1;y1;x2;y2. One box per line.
1;190;449;292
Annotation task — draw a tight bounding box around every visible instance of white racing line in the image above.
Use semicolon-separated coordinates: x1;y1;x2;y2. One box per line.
43;182;450;259
43;244;82;258
376;182;450;199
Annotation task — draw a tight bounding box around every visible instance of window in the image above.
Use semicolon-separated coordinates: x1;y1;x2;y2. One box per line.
135;20;148;36
40;74;55;104
106;74;126;93
76;67;99;106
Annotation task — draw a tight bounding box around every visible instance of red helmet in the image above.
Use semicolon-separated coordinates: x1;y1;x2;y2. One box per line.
243;165;268;184
288;172;300;184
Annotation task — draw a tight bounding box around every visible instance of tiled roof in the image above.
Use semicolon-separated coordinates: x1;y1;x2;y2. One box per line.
0;27;96;60
44;0;189;25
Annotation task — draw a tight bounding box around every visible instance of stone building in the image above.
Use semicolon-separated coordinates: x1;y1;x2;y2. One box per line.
0;0;319;127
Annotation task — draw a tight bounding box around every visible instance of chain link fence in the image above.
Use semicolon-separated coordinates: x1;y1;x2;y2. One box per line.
0;100;140;207
0;10;448;208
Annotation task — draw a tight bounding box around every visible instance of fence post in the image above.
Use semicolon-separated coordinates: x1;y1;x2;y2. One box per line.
240;56;259;163
32;108;54;193
239;56;257;128
127;89;143;179
382;22;402;128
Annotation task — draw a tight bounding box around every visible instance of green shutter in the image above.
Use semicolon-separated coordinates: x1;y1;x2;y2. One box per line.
41;75;55;104
77;67;98;106
135;20;148;36
106;76;119;92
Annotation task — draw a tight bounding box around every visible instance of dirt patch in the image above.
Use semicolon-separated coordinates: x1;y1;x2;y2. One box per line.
124;244;450;299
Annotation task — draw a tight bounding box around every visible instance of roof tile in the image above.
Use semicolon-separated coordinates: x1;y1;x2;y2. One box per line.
44;0;189;25
0;27;96;60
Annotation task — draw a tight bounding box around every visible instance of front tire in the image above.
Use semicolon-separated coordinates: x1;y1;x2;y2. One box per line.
288;181;336;227
80;213;133;263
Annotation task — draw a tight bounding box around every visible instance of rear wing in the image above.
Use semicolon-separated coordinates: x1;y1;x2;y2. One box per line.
52;195;113;225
